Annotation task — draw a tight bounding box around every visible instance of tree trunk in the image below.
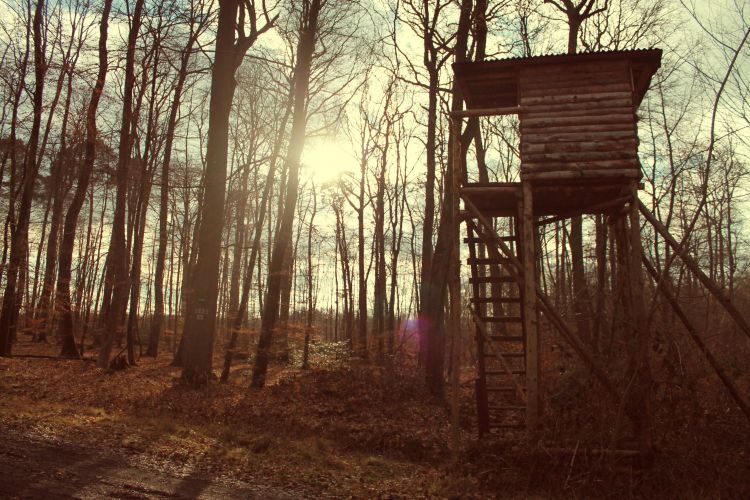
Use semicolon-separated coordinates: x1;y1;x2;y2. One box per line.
179;3;240;383
0;0;47;356
56;0;114;358
220;97;292;382
373;95;391;361
570;215;592;343
356;158;367;358
421;0;472;396
180;0;274;384
32;29;78;340
148;19;202;357
251;0;322;388
418;66;438;358
302;186;317;369
35;71;75;342
98;0;145;368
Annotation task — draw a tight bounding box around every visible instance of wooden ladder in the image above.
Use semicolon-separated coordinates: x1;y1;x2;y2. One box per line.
465;217;528;435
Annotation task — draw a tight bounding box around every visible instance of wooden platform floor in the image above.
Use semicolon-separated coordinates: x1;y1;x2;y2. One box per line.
460;181;632;217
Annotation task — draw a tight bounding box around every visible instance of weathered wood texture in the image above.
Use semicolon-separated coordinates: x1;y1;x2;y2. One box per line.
452;50;661;198
519;183;539;432
518;60;640;183
460;182;632;217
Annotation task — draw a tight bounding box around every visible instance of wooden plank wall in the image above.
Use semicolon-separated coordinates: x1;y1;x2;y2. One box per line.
519;61;640;182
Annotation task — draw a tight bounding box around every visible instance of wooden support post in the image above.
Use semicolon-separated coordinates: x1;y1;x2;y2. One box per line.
520;182;540;434
627;184;653;460
449;118;462;457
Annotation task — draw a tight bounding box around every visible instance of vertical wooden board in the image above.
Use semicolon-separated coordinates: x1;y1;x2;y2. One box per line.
627;181;654;458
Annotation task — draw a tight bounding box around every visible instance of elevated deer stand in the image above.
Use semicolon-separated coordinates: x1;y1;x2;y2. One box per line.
449;50;663;454
450;49;750;456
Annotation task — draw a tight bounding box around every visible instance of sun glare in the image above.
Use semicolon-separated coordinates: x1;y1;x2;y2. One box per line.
302;138;355;186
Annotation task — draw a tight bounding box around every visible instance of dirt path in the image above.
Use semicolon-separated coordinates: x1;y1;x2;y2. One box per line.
0;432;295;499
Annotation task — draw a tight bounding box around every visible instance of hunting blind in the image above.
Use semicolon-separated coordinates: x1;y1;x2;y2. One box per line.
447;49;750;449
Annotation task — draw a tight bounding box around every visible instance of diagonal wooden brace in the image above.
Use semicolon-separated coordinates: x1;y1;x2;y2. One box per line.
642;256;750;420
639;200;750;341
462;196;621;402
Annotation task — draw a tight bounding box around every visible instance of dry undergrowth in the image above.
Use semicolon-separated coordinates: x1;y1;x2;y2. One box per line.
1;337;749;498
1;339;462;497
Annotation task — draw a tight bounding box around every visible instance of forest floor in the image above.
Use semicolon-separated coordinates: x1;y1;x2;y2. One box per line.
1;336;749;499
0;338;475;499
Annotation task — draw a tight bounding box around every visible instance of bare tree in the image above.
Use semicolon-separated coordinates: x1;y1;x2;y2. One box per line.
180;0;275;384
394;0;456;362
0;0;48;356
147;0;212;357
219;80;294;382
543;0;609;53
542;0;610;345
302;181;317;369
34;0;93;343
98;0;146;368
420;0;472;395
251;0;322;388
55;0;114;358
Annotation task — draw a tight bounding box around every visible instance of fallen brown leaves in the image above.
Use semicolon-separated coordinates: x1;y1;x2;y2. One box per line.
2;337;749;498
0;340;475;497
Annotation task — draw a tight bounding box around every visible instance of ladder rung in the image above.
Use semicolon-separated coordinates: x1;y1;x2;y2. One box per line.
485;370;525;375
484;352;525;358
488;405;526;411
471;297;521;304
481;316;523;323
469;276;517;284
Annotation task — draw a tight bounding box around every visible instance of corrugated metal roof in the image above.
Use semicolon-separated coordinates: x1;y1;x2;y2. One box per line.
478;47;661;64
